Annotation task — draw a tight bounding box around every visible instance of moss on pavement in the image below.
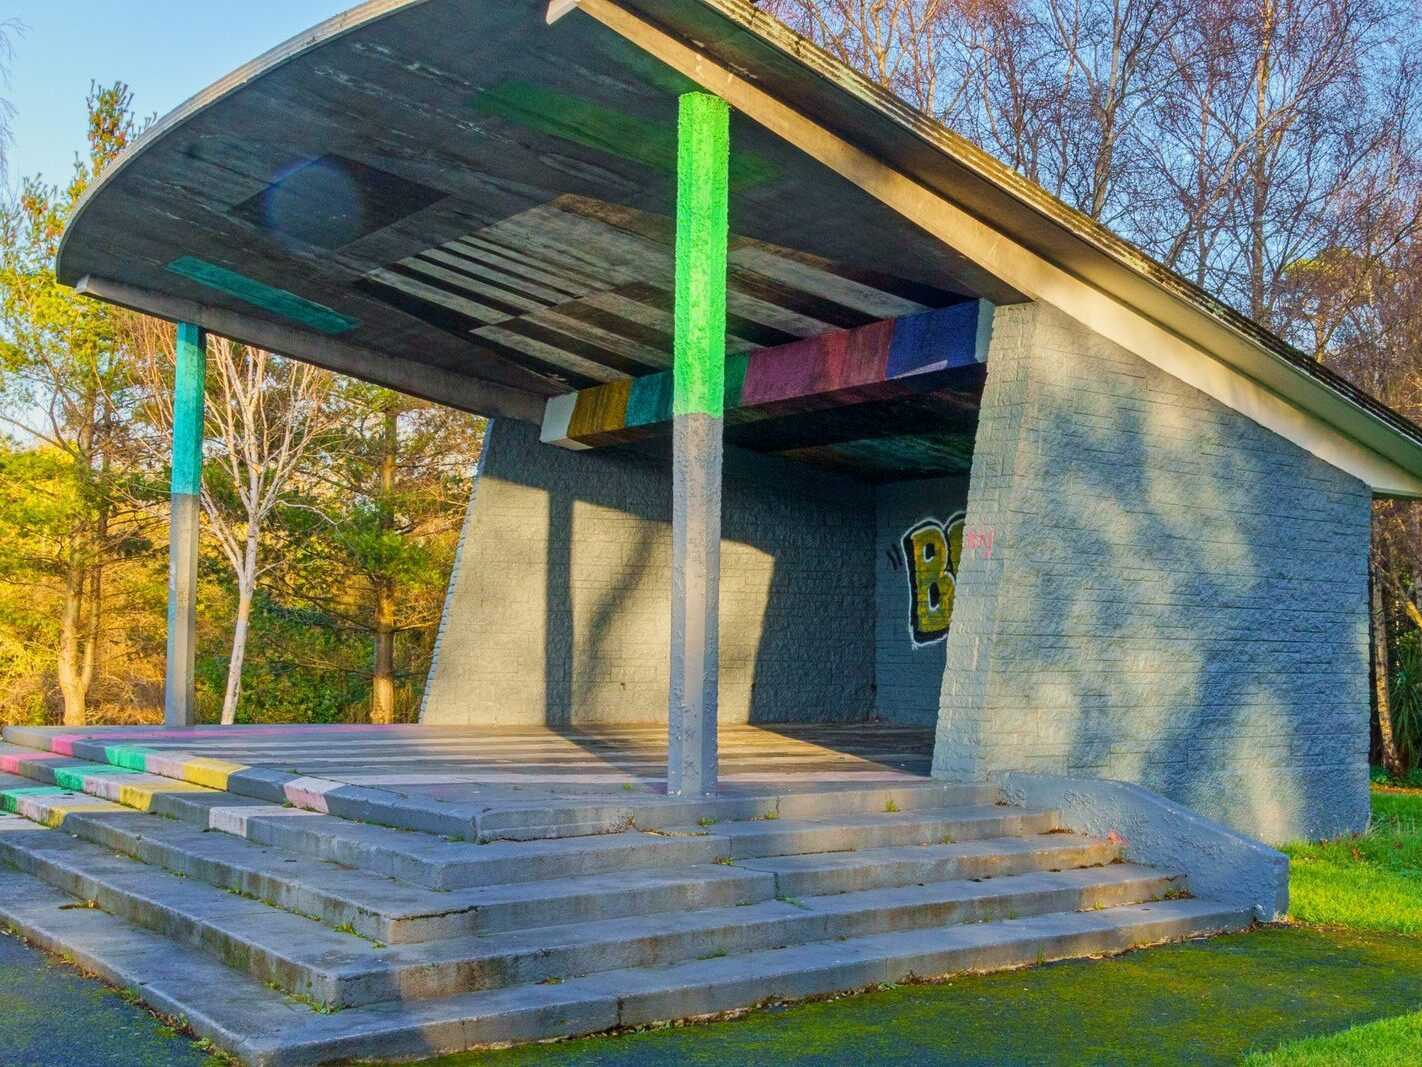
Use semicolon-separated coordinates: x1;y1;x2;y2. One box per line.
426;925;1422;1066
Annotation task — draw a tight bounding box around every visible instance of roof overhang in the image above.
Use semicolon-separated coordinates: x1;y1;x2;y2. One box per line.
57;0;1422;496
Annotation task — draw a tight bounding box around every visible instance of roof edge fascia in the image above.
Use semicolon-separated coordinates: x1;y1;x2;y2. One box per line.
76;275;546;422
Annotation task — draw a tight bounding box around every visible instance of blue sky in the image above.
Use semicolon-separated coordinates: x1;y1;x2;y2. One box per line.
4;1;352;188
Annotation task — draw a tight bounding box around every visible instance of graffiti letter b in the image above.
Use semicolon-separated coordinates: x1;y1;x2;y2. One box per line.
903;516;964;646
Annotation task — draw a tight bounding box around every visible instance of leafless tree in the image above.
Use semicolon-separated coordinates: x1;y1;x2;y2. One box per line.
0;19;22;180
138;324;336;724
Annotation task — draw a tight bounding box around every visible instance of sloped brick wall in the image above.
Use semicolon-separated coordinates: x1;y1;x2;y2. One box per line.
934;302;1372;843
422;419;876;725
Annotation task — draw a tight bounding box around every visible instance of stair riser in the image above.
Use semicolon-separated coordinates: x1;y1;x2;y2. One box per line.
310;874;1186;1007
0;825;1184;1010
56;811;780;943
76;784;731;893
719;810;1061;860
760;841;1122;898
455;871;778;940
241;817;730;891
774;784;1000;821
480;783;1002;839
239;905;1251;1067
611;909;1249;1029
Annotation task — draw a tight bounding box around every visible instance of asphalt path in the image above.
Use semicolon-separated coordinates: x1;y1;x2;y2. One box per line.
0;929;208;1067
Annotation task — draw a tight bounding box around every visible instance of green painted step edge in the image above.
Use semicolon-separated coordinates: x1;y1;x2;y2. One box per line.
105;746;161;772
165;257;359;336
53;766;143;792
0;787;72;813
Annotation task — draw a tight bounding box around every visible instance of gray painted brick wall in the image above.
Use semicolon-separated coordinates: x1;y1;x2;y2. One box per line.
933;302;1373;843
422;419;877;725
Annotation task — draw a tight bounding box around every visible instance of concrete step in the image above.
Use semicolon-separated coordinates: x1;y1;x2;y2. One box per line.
0;735;998;840
0;774;1119;945
670;805;1062;859
0;862;1250;1067
476;779;1002;839
740;833;1122;897
0;813;1182;1010
0;760;1062;895
0;795;772;945
0;768;731;892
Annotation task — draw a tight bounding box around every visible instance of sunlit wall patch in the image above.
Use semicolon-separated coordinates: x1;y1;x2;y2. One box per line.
164;257;360;336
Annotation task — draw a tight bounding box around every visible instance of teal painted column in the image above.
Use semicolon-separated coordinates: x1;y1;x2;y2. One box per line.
668;93;730;797
165;323;206;728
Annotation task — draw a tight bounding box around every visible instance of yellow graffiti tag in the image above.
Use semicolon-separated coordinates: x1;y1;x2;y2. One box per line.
903;515;965;645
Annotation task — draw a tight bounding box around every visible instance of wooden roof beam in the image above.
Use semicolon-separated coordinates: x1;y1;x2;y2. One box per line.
541;299;992;449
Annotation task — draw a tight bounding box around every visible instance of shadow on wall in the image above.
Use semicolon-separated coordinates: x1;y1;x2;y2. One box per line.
423;418;877;727
937;302;1372;843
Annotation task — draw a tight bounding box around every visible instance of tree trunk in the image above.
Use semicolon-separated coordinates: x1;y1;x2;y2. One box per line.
56;556;89;727
1372;564;1404;779
372;579;396;725
371;402;399;725
221;532;260;726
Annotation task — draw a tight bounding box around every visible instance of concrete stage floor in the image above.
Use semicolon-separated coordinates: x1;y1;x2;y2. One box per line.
12;722;937;812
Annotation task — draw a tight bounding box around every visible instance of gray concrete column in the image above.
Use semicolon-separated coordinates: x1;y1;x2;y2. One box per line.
669;412;723;795
164;323;206;728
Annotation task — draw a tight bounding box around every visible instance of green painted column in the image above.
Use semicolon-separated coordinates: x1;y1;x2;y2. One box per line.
668;92;730;797
165;322;207;728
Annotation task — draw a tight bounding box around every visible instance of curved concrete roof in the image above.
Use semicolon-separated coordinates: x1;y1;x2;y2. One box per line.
57;0;1422;494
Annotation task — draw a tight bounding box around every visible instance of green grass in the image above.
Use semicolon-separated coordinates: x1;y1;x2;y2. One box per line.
1242;1009;1422;1066
1284;789;1422;934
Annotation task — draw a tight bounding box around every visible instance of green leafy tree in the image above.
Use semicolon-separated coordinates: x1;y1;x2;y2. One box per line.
278;386;481;723
0;84;154;725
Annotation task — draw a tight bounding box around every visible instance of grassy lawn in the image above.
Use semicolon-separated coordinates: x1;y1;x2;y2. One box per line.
421;789;1422;1066
1243;1011;1422;1066
1284;789;1422;934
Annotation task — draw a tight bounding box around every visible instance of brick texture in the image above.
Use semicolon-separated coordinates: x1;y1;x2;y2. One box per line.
933;303;1373;843
422;419;877;725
